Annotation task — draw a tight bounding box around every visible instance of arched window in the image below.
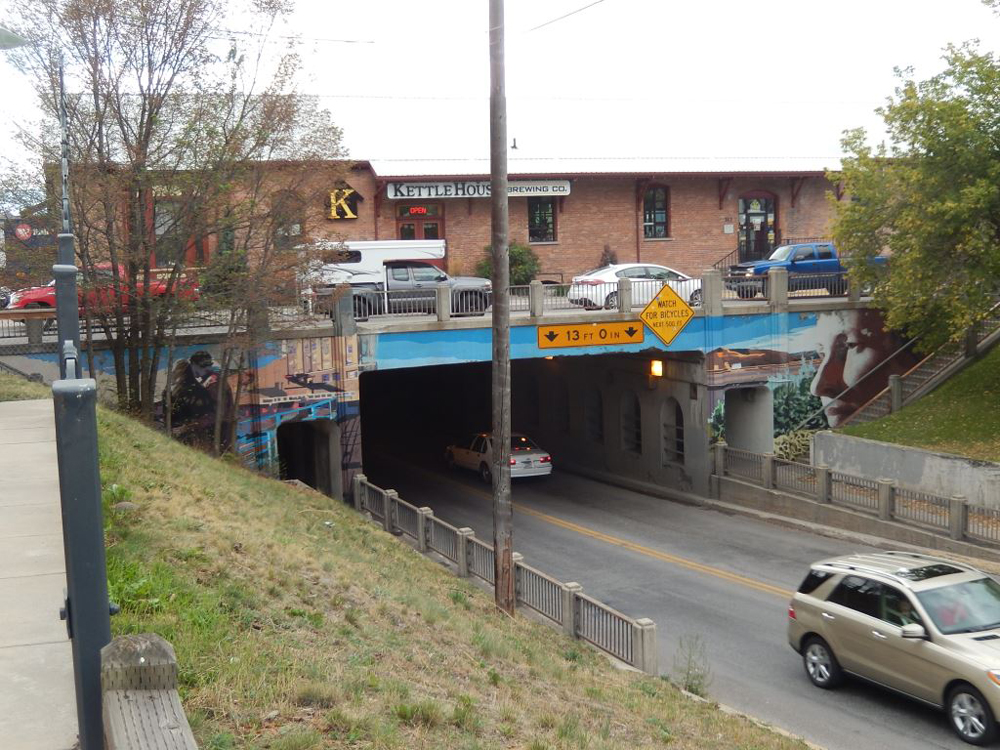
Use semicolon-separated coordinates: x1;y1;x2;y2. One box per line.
661;397;684;465
642;186;669;239
584;388;604;443
620;390;642;454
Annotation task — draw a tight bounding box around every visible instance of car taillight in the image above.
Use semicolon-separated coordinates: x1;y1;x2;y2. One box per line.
539;455;551;463
787;605;796;620
509;457;516;465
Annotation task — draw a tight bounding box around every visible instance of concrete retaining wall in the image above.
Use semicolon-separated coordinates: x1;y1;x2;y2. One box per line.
813;432;1000;508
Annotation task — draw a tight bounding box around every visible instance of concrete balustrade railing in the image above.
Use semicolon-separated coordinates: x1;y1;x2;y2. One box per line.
351;473;658;675
713;442;1000;547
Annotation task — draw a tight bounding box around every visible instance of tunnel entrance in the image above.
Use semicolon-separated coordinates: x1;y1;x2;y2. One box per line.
276;419;341;497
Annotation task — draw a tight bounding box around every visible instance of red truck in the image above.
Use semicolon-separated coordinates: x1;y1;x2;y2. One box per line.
6;263;199;312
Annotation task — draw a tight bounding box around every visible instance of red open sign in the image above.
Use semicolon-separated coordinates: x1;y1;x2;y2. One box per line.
409;206;428;215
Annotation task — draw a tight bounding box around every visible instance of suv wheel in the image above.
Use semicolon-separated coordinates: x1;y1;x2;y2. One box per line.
948;684;997;745
479;462;492;485
802;636;843;689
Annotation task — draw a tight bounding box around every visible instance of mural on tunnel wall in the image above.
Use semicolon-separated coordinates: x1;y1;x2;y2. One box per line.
706;307;921;441
7;333;362;485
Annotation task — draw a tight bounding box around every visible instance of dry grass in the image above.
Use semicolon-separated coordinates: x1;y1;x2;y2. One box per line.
0;370;808;749
0;369;49;401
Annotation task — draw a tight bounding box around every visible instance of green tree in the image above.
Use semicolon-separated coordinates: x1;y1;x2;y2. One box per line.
832;42;1000;349
476;241;541;286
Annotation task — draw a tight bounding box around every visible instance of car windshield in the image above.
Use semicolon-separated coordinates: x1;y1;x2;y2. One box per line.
511;435;538;451
916;577;1000;634
768;245;794;261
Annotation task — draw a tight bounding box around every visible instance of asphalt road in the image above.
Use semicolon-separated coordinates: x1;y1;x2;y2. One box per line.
364;456;972;750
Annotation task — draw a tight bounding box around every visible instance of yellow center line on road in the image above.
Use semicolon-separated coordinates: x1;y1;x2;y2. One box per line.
424;467;794;600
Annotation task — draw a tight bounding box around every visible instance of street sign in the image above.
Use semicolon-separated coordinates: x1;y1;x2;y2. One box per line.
537;321;644;349
640;285;694;347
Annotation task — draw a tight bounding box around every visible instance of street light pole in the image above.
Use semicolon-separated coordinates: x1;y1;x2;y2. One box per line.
488;0;515;615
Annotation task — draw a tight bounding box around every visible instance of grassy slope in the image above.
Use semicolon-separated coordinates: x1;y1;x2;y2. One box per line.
841;345;1000;462
0;371;806;750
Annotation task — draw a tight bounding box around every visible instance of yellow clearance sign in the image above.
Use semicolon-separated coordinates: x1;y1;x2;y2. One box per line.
639;285;694;347
537;321;644;349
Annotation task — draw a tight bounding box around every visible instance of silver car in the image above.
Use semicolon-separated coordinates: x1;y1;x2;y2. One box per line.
568;263;702;310
788;551;1000;745
445;432;553;483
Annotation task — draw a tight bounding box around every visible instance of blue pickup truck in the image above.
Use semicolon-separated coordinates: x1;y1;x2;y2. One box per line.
726;241;884;299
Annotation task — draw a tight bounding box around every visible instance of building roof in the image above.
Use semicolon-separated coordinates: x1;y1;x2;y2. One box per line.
368;156;842;179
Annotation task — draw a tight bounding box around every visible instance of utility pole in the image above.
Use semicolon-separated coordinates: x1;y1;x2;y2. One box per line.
488;0;514;615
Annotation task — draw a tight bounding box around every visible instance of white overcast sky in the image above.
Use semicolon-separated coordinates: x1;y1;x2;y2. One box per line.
3;0;1000;168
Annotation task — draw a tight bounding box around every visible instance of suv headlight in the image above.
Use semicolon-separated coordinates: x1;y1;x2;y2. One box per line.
745;270;754;277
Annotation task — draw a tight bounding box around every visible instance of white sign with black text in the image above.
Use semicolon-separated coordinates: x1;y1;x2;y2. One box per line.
387;180;571;200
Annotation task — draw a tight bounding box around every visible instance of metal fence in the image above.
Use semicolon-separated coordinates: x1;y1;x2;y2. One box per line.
716;444;1000;549
351;474;657;674
787;271;849;298
773;458;817;497
575;592;634;665
894;487;950;531
967;506;1000;545
723;447;763;482
515;561;563;624
722;274;768;301
830;471;879;512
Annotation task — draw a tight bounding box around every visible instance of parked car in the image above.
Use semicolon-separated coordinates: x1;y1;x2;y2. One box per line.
445;432;552;483
346;261;492;318
568;263;702;310
5;263;199;313
726;242;885;299
788;551;1000;745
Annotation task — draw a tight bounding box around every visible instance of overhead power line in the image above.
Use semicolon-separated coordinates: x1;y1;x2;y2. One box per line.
527;0;606;32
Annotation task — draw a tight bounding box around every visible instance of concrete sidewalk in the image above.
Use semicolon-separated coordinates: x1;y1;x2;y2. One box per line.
0;399;78;750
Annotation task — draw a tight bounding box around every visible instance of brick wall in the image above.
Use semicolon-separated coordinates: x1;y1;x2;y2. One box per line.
301;164;840;279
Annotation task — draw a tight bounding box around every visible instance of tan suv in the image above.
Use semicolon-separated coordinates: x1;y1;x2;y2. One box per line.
788;551;1000;745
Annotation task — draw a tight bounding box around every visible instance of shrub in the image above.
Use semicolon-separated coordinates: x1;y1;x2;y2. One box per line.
475;242;541;286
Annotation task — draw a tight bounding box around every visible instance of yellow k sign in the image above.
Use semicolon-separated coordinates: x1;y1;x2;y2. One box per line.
329;189;358;220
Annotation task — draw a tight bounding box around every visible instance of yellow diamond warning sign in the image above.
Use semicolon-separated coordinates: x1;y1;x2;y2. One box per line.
640;285;694;347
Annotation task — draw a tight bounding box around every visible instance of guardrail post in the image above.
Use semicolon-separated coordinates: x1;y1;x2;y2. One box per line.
848;277;862;302
512;552;523;600
436;286;451;322
701;269;723;316
352;473;365;512
456;527;474;577
617;277;632;312
25;317;44;344
965;325;979;358
53;262;81;379
632;618;658;675
561;582;582;637
950;495;968;541
889;375;903;413
529;280;544;317
53;377;111;750
815;465;832;503
877;480;895;521
767;267;788;311
763;452;775;489
714;441;727;477
383;489;398;533
417;507;433;552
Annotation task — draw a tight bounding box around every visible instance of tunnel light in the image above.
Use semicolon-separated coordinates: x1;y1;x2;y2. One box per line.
650;359;663;378
544;355;554;360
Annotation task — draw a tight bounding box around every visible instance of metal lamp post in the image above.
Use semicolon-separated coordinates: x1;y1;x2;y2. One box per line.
1;26;109;750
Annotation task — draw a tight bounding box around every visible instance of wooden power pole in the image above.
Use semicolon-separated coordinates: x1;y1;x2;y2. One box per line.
488;0;514;615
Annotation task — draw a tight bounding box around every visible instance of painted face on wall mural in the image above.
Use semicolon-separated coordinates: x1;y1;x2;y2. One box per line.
809;309;919;427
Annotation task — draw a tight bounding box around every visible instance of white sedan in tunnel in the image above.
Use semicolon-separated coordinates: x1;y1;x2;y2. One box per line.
445;432;553;483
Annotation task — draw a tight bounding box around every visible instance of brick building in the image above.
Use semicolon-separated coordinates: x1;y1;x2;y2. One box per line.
302;157;841;279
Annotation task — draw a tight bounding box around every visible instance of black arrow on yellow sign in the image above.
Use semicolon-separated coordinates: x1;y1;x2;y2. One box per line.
544;331;558;342
624;326;638;337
